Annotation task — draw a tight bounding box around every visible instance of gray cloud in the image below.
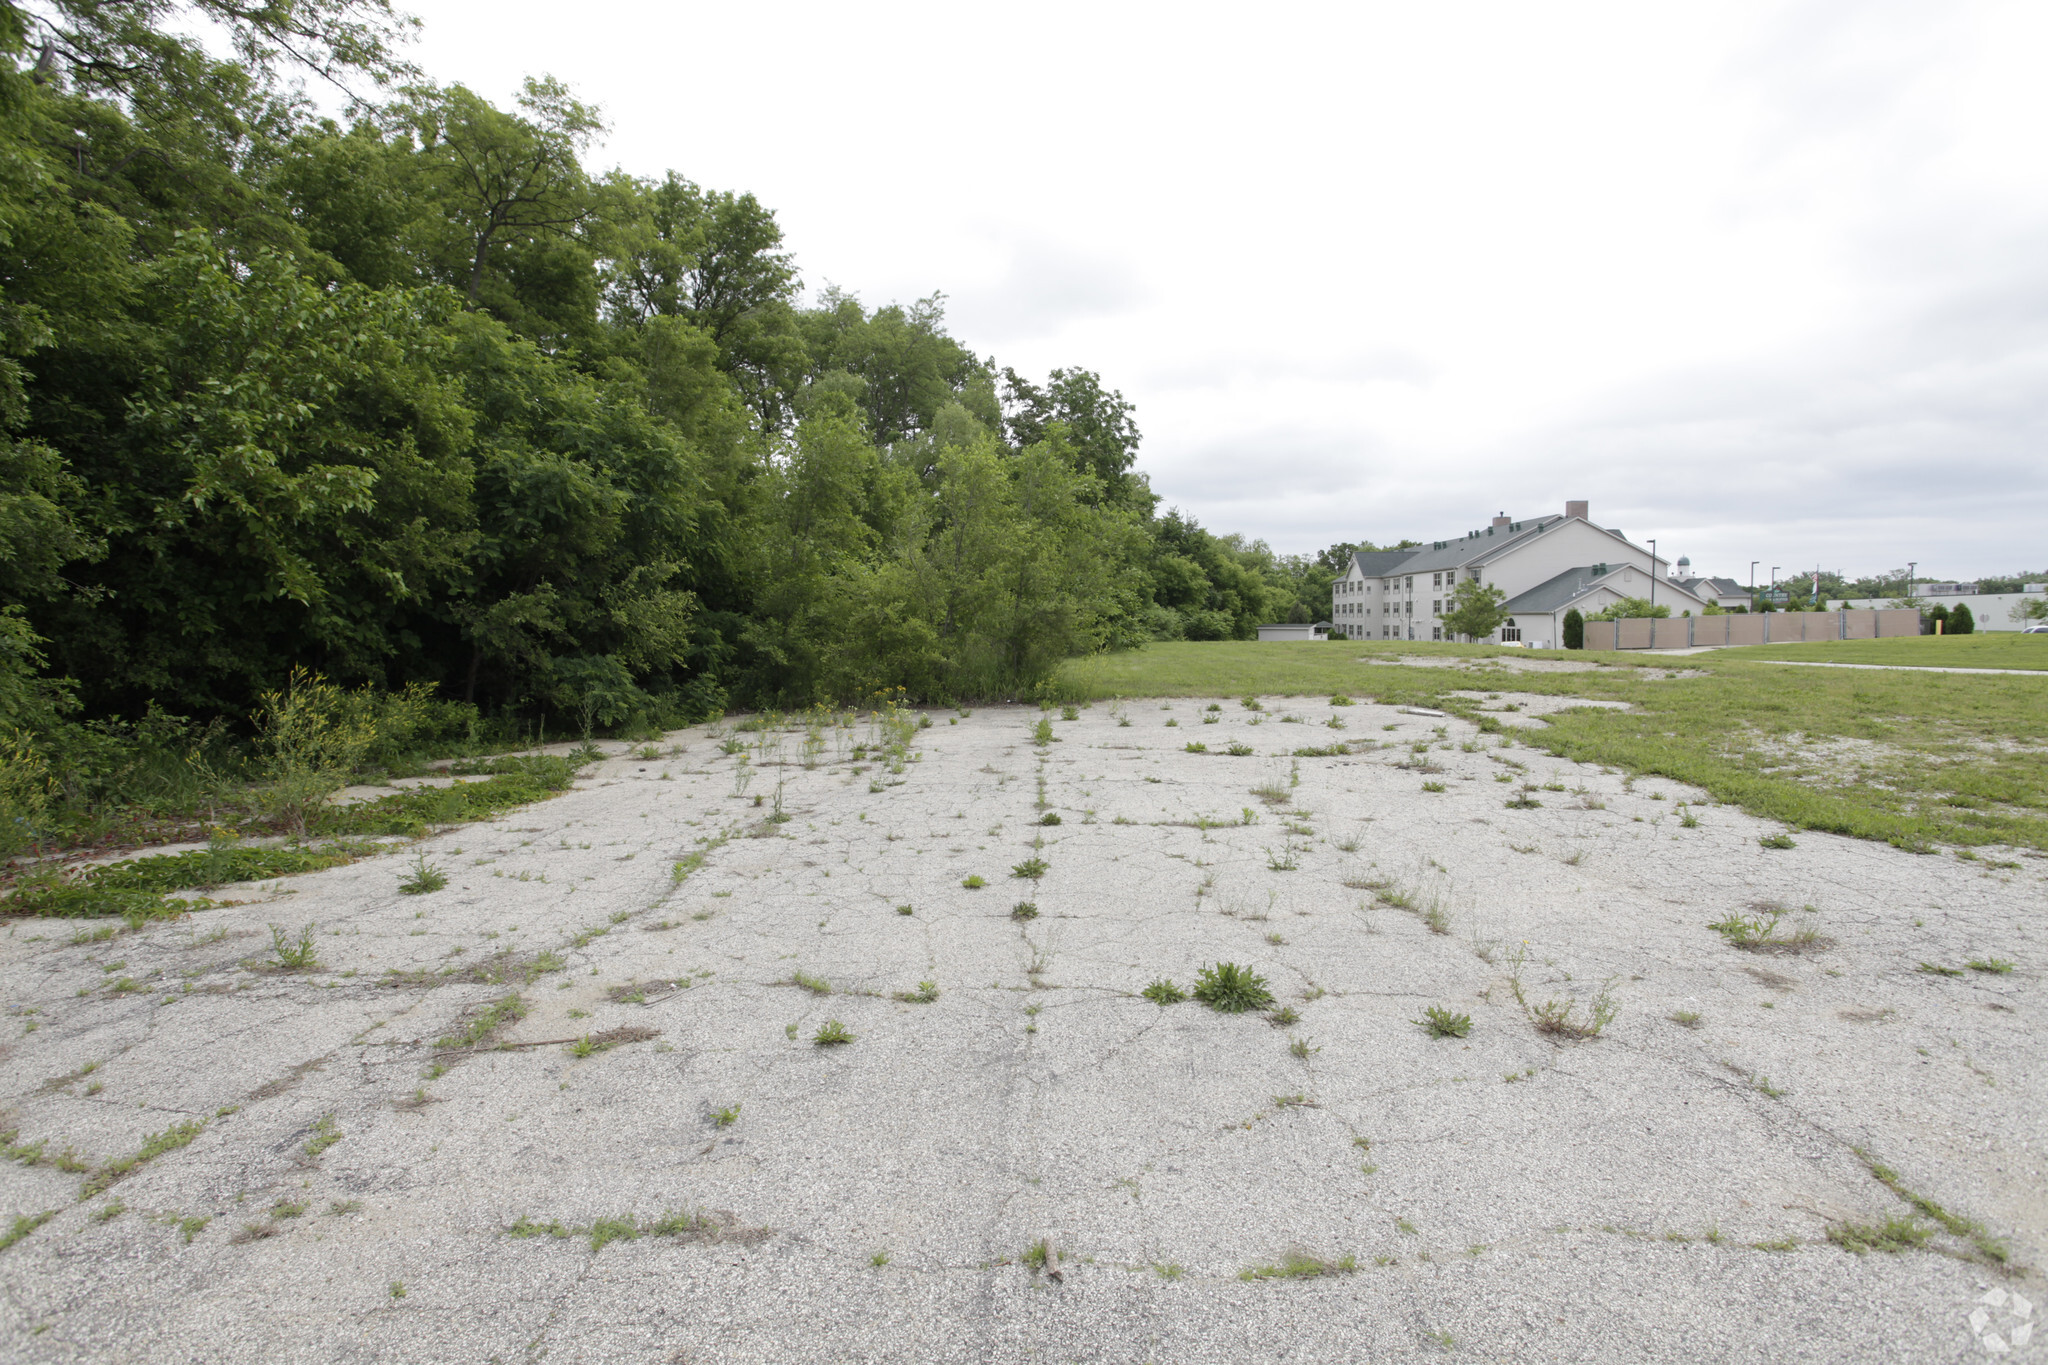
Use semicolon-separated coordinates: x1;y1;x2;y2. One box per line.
946;238;1148;344
1143;347;1435;392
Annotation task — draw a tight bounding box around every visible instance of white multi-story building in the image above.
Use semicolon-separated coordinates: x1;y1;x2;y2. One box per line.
1327;501;1715;648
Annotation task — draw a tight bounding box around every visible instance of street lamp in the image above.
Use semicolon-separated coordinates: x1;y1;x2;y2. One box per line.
1905;561;1916;601
1647;538;1657;617
1770;566;1780;613
1750;560;1759;613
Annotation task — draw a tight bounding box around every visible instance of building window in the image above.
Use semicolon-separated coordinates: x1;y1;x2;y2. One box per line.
1432;626;1442;641
1500;626;1521;642
1431;600;1440;615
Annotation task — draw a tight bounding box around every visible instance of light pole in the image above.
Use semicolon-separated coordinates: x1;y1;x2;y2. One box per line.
1750;560;1759;613
1770;566;1780;613
1647;538;1657;617
1906;561;1916;601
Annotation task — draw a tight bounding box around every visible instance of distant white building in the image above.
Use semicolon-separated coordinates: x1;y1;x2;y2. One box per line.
1668;556;1752;611
1840;585;2046;632
1328;502;1714;649
1255;622;1330;642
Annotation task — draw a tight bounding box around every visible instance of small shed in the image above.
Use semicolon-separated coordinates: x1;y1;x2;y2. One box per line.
1255;622;1331;642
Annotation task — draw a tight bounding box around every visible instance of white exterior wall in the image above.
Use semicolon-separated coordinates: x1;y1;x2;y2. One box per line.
1471;520;1656;596
1329;562;1380;639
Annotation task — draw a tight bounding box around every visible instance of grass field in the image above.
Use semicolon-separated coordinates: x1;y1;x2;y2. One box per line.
1059;641;2048;852
1718;634;2048;669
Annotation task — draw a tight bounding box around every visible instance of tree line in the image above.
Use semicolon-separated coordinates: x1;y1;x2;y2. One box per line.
0;0;1362;752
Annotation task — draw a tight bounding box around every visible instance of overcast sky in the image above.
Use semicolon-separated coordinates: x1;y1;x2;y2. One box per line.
391;0;2048;581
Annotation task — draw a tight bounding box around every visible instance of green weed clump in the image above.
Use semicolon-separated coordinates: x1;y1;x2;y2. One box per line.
1240;1251;1356;1280
1531;990;1618;1040
1011;857;1048;880
302;1113;343;1158
321;757;582;838
436;993;527;1050
1193;962;1274;1013
1142;978;1186;1005
1415;1006;1471;1039
399;851;448;894
5;840;363;919
1826;1216;1929;1255
269;922;319;970
1707;904;1829;953
813;1019;855;1046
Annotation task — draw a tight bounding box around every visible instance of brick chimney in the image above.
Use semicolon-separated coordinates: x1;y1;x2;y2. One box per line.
1492;513;1512;529
1565;500;1589;520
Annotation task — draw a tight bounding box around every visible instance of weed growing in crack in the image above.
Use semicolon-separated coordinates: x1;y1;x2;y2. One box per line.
712;1104;741;1127
1531;986;1619;1040
399;852;448;895
892;981;940;1004
962;875;986;890
1142;979;1186;1005
1758;832;1797;850
302;1113;343;1158
1268;1005;1300;1026
1415;1006;1471;1039
1240;1251;1356;1280
1011;857;1048;880
1853;1147;2008;1263
1669;1009;1703;1028
436;993;527;1051
1708;903;1829;953
1967;958;2014;974
790;971;830;995
812;1019;855;1046
0;1211;55;1250
1193;962;1274;1013
1827;1216;1930;1255
80;1118;205;1198
268;923;319;970
1010;901;1039;920
1289;1036;1318;1058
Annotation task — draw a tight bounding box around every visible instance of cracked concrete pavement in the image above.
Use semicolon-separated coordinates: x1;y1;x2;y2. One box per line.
1;696;2042;1363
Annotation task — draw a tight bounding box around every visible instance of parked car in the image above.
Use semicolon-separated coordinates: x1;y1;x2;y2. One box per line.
2023;623;2048;634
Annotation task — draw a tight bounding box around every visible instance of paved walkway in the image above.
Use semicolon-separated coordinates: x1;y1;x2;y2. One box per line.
1751;659;2048;677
